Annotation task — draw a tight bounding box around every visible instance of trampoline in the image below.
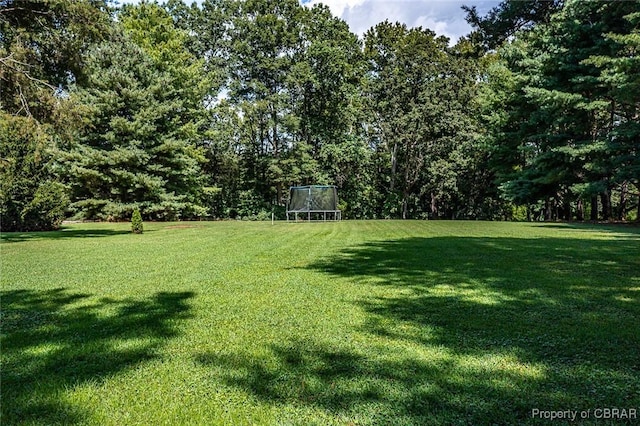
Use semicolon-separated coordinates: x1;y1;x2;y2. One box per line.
286;185;341;221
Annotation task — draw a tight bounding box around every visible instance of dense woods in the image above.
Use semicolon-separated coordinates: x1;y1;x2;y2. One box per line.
1;0;638;230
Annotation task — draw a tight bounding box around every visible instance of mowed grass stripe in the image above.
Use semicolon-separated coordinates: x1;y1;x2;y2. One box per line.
2;221;639;425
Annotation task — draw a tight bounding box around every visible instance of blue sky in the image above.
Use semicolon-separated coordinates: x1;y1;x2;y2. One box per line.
303;0;500;41
118;0;501;43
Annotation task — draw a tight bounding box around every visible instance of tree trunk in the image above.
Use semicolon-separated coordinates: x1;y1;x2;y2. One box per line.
618;182;628;221
402;195;408;219
271;109;282;204
563;201;571;221
390;142;398;192
601;190;611;221
576;199;584;221
430;193;438;218
590;195;598;221
544;199;551;221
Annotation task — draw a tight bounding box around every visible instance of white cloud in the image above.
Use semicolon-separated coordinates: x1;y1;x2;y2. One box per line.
304;0;368;17
306;0;500;43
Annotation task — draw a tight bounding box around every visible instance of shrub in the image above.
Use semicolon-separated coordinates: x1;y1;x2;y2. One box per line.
19;181;70;231
131;208;143;234
254;210;271;221
0;114;70;231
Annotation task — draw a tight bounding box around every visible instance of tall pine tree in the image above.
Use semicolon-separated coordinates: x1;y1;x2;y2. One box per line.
63;13;207;220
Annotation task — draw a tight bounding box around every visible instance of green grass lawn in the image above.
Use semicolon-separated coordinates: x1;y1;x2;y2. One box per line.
2;220;639;425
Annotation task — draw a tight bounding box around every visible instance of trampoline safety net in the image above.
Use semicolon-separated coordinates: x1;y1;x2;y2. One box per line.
287;185;341;221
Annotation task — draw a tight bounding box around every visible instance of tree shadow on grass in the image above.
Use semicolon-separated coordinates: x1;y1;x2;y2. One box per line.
198;235;640;424
532;222;640;235
197;338;557;424
0;228;136;243
1;288;194;425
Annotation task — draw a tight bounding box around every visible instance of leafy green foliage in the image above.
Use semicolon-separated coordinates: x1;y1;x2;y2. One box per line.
62;5;207;221
20;181;69;232
0;0;111;120
131;207;143;234
191;0;372;217
464;0;562;50
364;23;491;218
2;0;639;225
0;1;108;231
0;114;69;231
478;0;640;220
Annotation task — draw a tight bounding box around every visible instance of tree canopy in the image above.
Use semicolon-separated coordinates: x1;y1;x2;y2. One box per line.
1;0;638;230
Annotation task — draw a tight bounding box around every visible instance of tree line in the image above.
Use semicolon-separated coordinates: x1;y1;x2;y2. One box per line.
1;0;638;231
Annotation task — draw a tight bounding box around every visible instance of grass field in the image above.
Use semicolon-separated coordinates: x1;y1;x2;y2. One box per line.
2;220;639;425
